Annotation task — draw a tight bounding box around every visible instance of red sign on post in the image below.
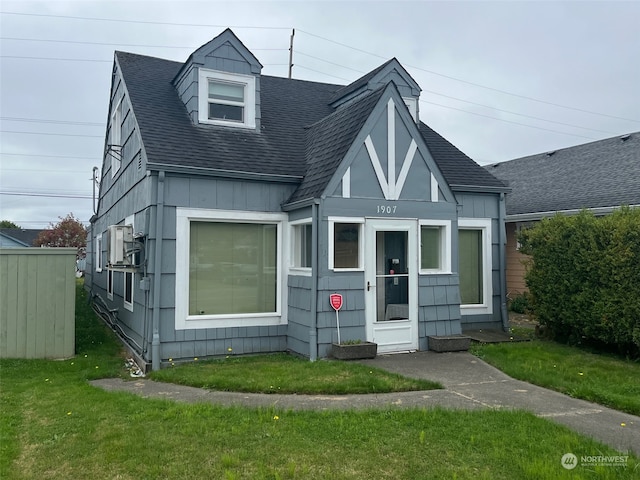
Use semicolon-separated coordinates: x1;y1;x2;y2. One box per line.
330;293;343;311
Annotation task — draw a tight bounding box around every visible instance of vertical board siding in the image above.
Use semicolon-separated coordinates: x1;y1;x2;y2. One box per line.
506;223;529;294
0;249;76;359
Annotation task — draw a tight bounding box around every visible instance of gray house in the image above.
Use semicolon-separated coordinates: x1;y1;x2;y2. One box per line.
86;29;509;370
0;228;42;248
486;132;640;294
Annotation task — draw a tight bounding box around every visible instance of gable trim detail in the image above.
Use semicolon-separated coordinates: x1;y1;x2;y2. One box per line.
364;97;418;201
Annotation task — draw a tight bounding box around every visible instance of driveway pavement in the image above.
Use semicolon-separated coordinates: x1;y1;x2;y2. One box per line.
91;351;639;456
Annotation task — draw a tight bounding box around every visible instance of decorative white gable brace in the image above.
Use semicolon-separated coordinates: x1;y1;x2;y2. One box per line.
364;98;418;201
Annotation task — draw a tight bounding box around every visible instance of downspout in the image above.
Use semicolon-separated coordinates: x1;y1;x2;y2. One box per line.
151;171;165;370
499;192;509;332
309;200;320;361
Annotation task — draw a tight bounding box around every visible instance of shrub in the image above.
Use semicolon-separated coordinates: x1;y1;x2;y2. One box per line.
519;207;640;356
508;292;531;314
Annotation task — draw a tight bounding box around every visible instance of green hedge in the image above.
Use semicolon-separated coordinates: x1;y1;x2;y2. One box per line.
519;207;640;356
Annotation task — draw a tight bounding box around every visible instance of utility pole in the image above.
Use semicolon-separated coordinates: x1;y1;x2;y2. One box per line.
288;28;295;79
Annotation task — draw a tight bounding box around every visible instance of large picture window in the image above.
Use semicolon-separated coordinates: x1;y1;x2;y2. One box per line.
458;218;492;315
189;222;277;315
176;208;286;329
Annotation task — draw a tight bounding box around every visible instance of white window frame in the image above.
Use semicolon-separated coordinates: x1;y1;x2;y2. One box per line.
289;218;312;277
175;208;288;330
110;98;123;178
198;68;256;129
95;233;103;273
328;216;365;271
123;215;134;312
419;219;451;275
107;269;114;300
458;218;493;315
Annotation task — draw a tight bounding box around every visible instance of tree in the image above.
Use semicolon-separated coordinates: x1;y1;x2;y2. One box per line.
0;220;21;229
35;213;88;248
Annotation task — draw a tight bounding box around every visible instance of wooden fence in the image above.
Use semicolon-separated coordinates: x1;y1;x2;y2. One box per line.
0;248;76;359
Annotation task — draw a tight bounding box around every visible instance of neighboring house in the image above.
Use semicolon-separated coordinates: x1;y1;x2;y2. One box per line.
0;228;42;248
486;132;640;295
85;29;509;370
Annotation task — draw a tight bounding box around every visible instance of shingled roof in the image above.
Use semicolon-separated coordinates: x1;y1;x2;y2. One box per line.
485;132;640;219
115;50;506;200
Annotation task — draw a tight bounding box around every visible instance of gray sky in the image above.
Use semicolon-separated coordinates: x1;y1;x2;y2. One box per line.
1;1;639;229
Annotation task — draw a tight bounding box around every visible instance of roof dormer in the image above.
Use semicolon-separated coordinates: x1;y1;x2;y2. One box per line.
173;28;262;130
329;58;421;122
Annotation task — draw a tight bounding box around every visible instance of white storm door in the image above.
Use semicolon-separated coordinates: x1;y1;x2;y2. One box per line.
364;219;418;353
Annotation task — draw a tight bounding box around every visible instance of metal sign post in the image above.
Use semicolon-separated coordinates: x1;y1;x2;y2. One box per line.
329;293;343;344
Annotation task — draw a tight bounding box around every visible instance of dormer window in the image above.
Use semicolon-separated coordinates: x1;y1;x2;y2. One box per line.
198;68;256;129
208;81;245;122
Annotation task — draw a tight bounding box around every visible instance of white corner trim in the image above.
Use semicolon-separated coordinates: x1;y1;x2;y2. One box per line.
342;167;351;198
431;173;439;202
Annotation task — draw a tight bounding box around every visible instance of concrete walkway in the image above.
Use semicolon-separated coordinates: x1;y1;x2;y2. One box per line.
91;351;639;456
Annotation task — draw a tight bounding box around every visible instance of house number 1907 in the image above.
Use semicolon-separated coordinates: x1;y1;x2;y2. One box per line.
377;205;397;214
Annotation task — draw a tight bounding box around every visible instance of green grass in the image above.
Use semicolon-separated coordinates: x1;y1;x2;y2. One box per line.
150;353;441;394
1;282;638;479
472;340;640;415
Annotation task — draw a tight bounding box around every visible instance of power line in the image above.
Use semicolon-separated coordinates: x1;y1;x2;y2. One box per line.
0;192;93;199
1;152;101;160
295;29;640;124
421;99;597;141
0;11;290;29
0;55;111;63
0;36;287;51
1;116;105;127
1;130;103;138
294;53;617;135
3;11;636;123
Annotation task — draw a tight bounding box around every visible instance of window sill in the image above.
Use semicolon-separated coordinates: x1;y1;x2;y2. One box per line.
460;304;493;315
199;117;256;129
419;269;452;275
289;267;312;277
177;314;286;330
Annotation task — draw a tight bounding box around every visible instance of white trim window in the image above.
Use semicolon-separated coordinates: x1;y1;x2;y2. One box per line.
198;69;256;128
107;269;114;300
95;233;103;273
328;217;364;271
458;218;493;315
110;98;123;177
123;215;134;312
175;208;287;329
290;218;312;276
419;220;451;274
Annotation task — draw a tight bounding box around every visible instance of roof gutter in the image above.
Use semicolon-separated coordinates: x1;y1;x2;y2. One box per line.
450;184;512;194
505;204;640;223
146;162;303;184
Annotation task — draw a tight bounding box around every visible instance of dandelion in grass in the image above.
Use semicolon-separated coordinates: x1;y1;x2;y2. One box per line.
67;412;72;416
579;372;584;376
194;357;198;361
228;347;233;352
273;415;279;421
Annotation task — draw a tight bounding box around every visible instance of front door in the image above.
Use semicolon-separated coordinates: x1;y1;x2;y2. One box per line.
365;219;418;353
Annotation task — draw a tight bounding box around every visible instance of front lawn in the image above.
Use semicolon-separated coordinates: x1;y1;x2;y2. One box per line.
149;353;441;394
472;340;640;415
1;282;637;478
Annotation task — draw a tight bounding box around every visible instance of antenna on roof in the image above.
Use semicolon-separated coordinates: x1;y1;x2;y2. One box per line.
288;28;295;79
